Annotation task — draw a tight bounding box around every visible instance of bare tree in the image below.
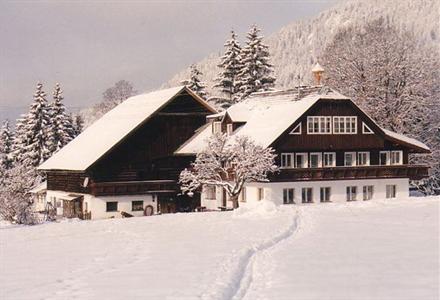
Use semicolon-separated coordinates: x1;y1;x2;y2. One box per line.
179;133;278;208
91;80;137;121
321;18;440;194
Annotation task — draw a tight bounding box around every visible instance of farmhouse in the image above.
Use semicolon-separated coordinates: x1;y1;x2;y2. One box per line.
175;77;430;209
37;70;430;219
37;86;216;219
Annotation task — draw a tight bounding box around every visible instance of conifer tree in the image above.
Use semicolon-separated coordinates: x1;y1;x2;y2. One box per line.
47;83;74;155
237;25;276;99
0;120;13;170
72;114;84;137
11;115;28;165
182;64;207;99
21;82;51;167
214;30;243;108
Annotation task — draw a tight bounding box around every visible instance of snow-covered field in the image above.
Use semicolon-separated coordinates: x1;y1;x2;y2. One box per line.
1;197;438;300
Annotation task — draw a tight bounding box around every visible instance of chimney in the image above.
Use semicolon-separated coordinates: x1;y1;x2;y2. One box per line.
312;62;325;86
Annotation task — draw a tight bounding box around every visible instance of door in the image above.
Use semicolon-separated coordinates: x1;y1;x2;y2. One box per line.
222;188;227;207
158;195;177;214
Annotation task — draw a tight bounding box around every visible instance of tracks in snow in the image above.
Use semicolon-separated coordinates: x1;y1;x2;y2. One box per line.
201;208;302;300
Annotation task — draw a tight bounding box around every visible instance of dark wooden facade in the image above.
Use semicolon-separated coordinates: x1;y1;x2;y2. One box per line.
221;98;430;182
46;90;214;204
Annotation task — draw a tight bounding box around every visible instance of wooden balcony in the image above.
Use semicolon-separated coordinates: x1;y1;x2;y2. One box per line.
90;180;179;196
272;164;429;182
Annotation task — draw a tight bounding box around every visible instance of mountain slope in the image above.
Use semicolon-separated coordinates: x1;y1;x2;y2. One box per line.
164;0;439;94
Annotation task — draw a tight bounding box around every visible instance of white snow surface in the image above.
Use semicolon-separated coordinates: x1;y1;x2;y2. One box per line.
38;86;215;171
1;197;439;300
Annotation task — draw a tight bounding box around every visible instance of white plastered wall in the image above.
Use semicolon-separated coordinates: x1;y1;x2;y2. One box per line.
45;190;156;219
243;178;409;205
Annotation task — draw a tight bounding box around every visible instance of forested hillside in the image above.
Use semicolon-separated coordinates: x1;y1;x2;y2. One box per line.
164;0;439;93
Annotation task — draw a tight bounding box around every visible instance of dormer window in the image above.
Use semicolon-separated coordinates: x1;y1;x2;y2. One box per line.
307;116;331;134
226;123;233;135
362;122;374;134
333;116;357;134
213;121;222;134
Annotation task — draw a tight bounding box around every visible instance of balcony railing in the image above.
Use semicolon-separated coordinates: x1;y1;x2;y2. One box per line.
272;164;429;182
90;180;178;196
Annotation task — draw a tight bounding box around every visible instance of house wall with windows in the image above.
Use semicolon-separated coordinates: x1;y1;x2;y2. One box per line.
87;194;156;219
242;178;408;205
45;190;156;219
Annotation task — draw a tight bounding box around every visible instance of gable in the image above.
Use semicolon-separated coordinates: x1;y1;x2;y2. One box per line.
272;99;386;151
272;99;429;153
38;86;216;171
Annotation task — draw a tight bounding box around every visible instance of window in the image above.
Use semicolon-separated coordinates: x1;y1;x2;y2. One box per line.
205;185;216;200
295;153;308;168
380;151;390;165
226;123;233;135
281;153;294;168
257;188;264;201
333;116;357;134
357;152;370;166
106;201;118;212
307;116;331;134
240;187;246;203
344;152;356;166
346;186;357;201
132;201;144;211
390;151;403;165
320;187;331;202
310;153;322;168
363;186;374;201
323;152;336;167
289;123;301;135
283;188;295;204
386;185;397;198
362;122;374;134
302;188;313;203
213;121;222;134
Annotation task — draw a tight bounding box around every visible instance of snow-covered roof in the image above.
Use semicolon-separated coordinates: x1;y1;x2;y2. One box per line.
29;181;47;194
175;86;430;155
176;87;349;155
39;86;216;171
383;129;430;152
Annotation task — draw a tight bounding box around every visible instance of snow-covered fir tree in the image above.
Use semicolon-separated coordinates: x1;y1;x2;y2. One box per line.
72;114;84;137
0;120;13;172
179;133;278;208
321;18;440;194
11;115;28;165
235;24;275;100
47;83;75;155
19;82;51;167
182;64;207;99
214;30;243;109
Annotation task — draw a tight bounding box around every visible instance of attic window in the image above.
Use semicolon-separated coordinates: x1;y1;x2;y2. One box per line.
362;122;374;134
289;123;301;135
213;121;222;134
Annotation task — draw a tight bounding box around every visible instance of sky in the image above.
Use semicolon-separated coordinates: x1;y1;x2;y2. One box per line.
0;0;337;124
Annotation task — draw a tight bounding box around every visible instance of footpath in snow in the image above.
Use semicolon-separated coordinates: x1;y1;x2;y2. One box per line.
0;197;438;300
242;197;440;300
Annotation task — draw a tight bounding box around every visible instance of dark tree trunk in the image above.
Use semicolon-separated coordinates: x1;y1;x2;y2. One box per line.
231;194;239;209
